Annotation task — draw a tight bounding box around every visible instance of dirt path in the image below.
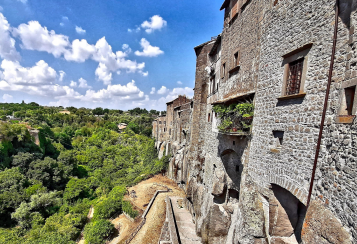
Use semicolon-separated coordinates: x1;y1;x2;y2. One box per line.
113;175;185;244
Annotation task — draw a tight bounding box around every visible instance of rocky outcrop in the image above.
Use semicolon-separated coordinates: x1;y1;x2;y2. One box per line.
301;200;352;244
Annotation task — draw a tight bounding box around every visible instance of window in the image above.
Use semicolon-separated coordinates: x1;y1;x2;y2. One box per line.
234;51;239;67
280;44;312;99
221;63;226;78
273;131;284;148
211;75;216;94
337;81;357;123
343;86;356;115
286;58;304;96
208;113;211;122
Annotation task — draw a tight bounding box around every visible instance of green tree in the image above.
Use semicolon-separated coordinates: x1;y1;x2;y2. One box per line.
84;219;114;244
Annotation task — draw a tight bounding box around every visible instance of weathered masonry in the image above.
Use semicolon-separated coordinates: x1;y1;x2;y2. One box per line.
154;1;357;243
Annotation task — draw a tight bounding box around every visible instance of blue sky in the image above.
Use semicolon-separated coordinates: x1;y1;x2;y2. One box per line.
0;0;223;110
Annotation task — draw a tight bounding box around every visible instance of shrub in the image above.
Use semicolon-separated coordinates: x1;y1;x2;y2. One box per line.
122;201;138;219
84;220;114;244
93;198;121;220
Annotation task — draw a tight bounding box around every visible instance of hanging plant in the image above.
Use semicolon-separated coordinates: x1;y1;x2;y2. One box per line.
213;101;254;133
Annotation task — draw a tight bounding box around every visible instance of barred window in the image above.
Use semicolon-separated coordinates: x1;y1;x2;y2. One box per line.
286;58;304;96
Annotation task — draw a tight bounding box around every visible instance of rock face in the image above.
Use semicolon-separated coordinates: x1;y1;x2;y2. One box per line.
302;200;352;244
153;0;356;243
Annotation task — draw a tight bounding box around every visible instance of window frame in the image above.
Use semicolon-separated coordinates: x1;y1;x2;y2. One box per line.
221;62;226;79
280;45;311;99
336;78;357;123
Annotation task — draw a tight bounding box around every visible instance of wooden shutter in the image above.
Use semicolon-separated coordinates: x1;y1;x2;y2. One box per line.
231;0;239;20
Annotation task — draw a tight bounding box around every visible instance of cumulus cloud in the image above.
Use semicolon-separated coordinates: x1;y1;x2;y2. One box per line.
13;20;70;58
134;38;163;57
78;78;91;88
10;19;147;82
75;26;86;34
69;80;77;87
150;87;156;94
157;86;169;95
0;59;81;99
69;78;91;88
81;80;145;103
128;27;140;33
140;70;149;76
59;71;65;82
177;81;183;85
141;15;167;34
122;44;131;53
2;94;13;102
64;39;96;62
0;13;21;61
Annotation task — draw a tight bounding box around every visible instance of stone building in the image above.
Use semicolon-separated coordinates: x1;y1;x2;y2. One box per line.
154;0;356;243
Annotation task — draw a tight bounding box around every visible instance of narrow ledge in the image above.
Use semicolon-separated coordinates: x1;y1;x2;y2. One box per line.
277;93;306;101
270;148;281;154
335;115;356;124
218;131;251;136
228;65;240;74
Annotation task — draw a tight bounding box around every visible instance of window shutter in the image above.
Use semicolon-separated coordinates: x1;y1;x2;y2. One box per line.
231;1;239;20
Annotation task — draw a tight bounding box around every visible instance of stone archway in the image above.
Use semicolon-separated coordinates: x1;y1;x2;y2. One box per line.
269;184;307;243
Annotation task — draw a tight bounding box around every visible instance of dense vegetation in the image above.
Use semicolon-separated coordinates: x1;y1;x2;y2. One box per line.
0;102;168;244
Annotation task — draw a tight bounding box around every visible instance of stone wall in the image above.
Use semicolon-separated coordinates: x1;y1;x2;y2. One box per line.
154;0;356;243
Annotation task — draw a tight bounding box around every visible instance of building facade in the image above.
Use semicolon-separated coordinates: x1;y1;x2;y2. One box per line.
154;1;356;243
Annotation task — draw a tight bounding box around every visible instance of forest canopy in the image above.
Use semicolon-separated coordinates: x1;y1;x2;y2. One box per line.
0;102;168;244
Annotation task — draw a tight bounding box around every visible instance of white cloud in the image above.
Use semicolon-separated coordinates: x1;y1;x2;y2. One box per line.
122;44;132;53
0;6;3;12
92;37;145;84
0;59;82;99
10;18;147;84
1;59;57;86
140;71;149;76
81;80;145;103
150;87;156;94
134;38;163;57
17;0;27;4
69;78;91;88
75;26;86;34
128;27;140;33
141;15;167;34
157;86;169;95
64;39;96;62
13;20;70;58
78;78;91;88
177;81;183;85
59;71;65;82
2;94;13;102
0;13;21;61
69;80;77;87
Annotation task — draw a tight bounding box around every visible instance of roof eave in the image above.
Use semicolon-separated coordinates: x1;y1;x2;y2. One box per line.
220;0;230;10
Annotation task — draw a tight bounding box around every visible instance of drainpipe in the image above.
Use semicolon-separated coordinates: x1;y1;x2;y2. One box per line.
307;0;339;208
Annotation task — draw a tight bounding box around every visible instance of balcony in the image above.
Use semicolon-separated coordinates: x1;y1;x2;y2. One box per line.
213;102;254;136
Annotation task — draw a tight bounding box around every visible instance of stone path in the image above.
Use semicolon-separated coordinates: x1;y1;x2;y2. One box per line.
170;196;201;244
